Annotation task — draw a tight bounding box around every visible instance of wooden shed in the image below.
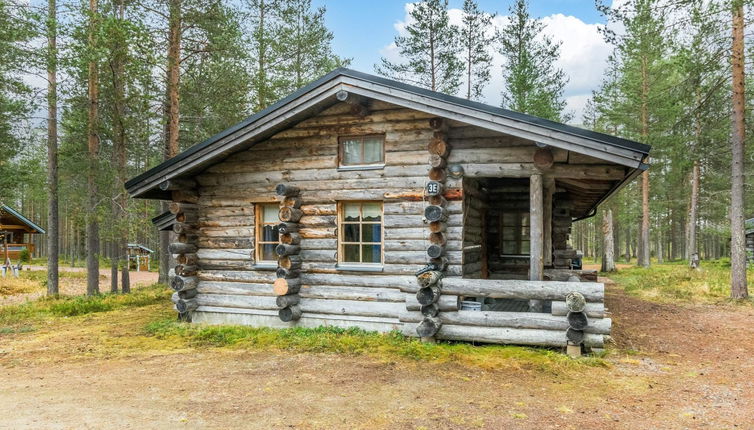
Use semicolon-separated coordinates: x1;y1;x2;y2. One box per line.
1;204;45;264
127;244;154;272
126;69;650;350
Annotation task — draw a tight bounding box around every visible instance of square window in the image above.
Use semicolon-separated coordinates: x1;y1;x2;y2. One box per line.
339;135;384;167
339;202;383;265
256;203;280;263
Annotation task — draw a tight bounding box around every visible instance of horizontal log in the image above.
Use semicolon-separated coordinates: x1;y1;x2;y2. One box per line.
172;190;199;204
551;301;605;318
198;270;276;283
278;255;302;270
567;311;588;330
276;294;301;308
282;196;303;209
276;267;300;279
275;244;301;257
405;294;459;311
197;248;252;261
276;183;300;196
439;277;604;302
401;323;605;348
160;178;197;191
279;207;303;223
280;233;301;245
399;310;610;334
300;273;416;289
171;276;198;292
278;222;299;234
196;295;405;319
273;278;301;295
177;253;198;265
169;202;198;215
175;264;198;277
169;243;197;254
279;305;302;322
416;317;441;337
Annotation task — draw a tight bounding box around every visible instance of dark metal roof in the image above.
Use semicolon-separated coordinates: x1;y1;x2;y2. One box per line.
151;211;176;232
0;204;46;234
125;68;650;195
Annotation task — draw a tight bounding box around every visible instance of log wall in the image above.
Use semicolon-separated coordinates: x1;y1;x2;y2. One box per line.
174;99;615;348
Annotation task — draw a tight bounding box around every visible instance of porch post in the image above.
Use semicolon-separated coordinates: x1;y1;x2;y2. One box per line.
543;177;554;268
530;174;544;312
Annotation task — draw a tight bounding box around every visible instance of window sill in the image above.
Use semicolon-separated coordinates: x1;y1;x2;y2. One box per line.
336;264;384;272
337;164;385;172
252;262;278;270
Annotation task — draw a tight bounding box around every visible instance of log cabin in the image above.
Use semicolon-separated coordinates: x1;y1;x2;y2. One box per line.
126;69;650;352
1;204;45;264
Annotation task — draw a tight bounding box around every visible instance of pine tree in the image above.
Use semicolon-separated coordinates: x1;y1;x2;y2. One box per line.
278;0;348;94
730;0;747;299
459;0;494;100
497;0;569;121
46;0;59;295
0;1;33;201
375;0;462;94
86;0;101;295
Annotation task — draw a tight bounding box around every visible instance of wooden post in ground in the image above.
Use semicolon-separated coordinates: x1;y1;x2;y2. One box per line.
529;174;544;312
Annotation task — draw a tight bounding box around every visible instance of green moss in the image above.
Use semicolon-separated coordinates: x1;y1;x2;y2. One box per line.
144;320;608;371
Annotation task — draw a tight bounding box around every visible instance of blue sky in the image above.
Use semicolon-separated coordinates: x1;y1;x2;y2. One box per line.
312;1;615;122
315;1;607;72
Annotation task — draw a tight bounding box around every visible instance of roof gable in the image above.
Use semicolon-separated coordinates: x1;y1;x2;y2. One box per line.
126;68;650;199
0;204;46;234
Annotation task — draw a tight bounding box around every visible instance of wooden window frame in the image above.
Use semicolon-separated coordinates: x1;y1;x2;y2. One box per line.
337;201;384;266
338;134;385;168
500;210;530;257
255;203;280;264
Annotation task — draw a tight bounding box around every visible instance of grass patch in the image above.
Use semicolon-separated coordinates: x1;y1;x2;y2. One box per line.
0;283;171;325
609;261;754;304
144;320;608;372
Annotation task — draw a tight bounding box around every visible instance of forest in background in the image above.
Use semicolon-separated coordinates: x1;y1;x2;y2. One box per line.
0;0;751;297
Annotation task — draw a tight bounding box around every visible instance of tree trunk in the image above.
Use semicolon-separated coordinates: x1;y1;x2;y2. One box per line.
159;0;182;286
601;209;615;272
730;0;748;299
86;0;100;296
638;52;651;268
688;160;700;266
46;0;59;296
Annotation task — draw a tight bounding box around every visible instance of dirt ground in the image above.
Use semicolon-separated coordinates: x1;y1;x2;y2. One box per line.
1;279;753;429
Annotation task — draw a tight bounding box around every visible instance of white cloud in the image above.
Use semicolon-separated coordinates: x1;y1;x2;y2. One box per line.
379;4;614;123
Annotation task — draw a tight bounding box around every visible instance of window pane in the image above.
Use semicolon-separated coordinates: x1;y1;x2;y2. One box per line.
521;241;530;255
521;213;530;226
521;227;530;237
362;224;381;243
362;245;381;263
342;139;361;165
501;213;515;225
263;205;279;223
502;228;515;240
262;225;279;242
362;203;381;221
502;241;516;254
344;223;360;242
261;244;277;261
343;244;360;262
344;203;360;221
363;138;383;164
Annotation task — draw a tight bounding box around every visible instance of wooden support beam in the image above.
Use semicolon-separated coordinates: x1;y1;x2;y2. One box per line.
544;177;554;267
159;178;197;191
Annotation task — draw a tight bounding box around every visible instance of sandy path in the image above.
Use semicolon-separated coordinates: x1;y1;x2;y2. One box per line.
1;284;753;429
